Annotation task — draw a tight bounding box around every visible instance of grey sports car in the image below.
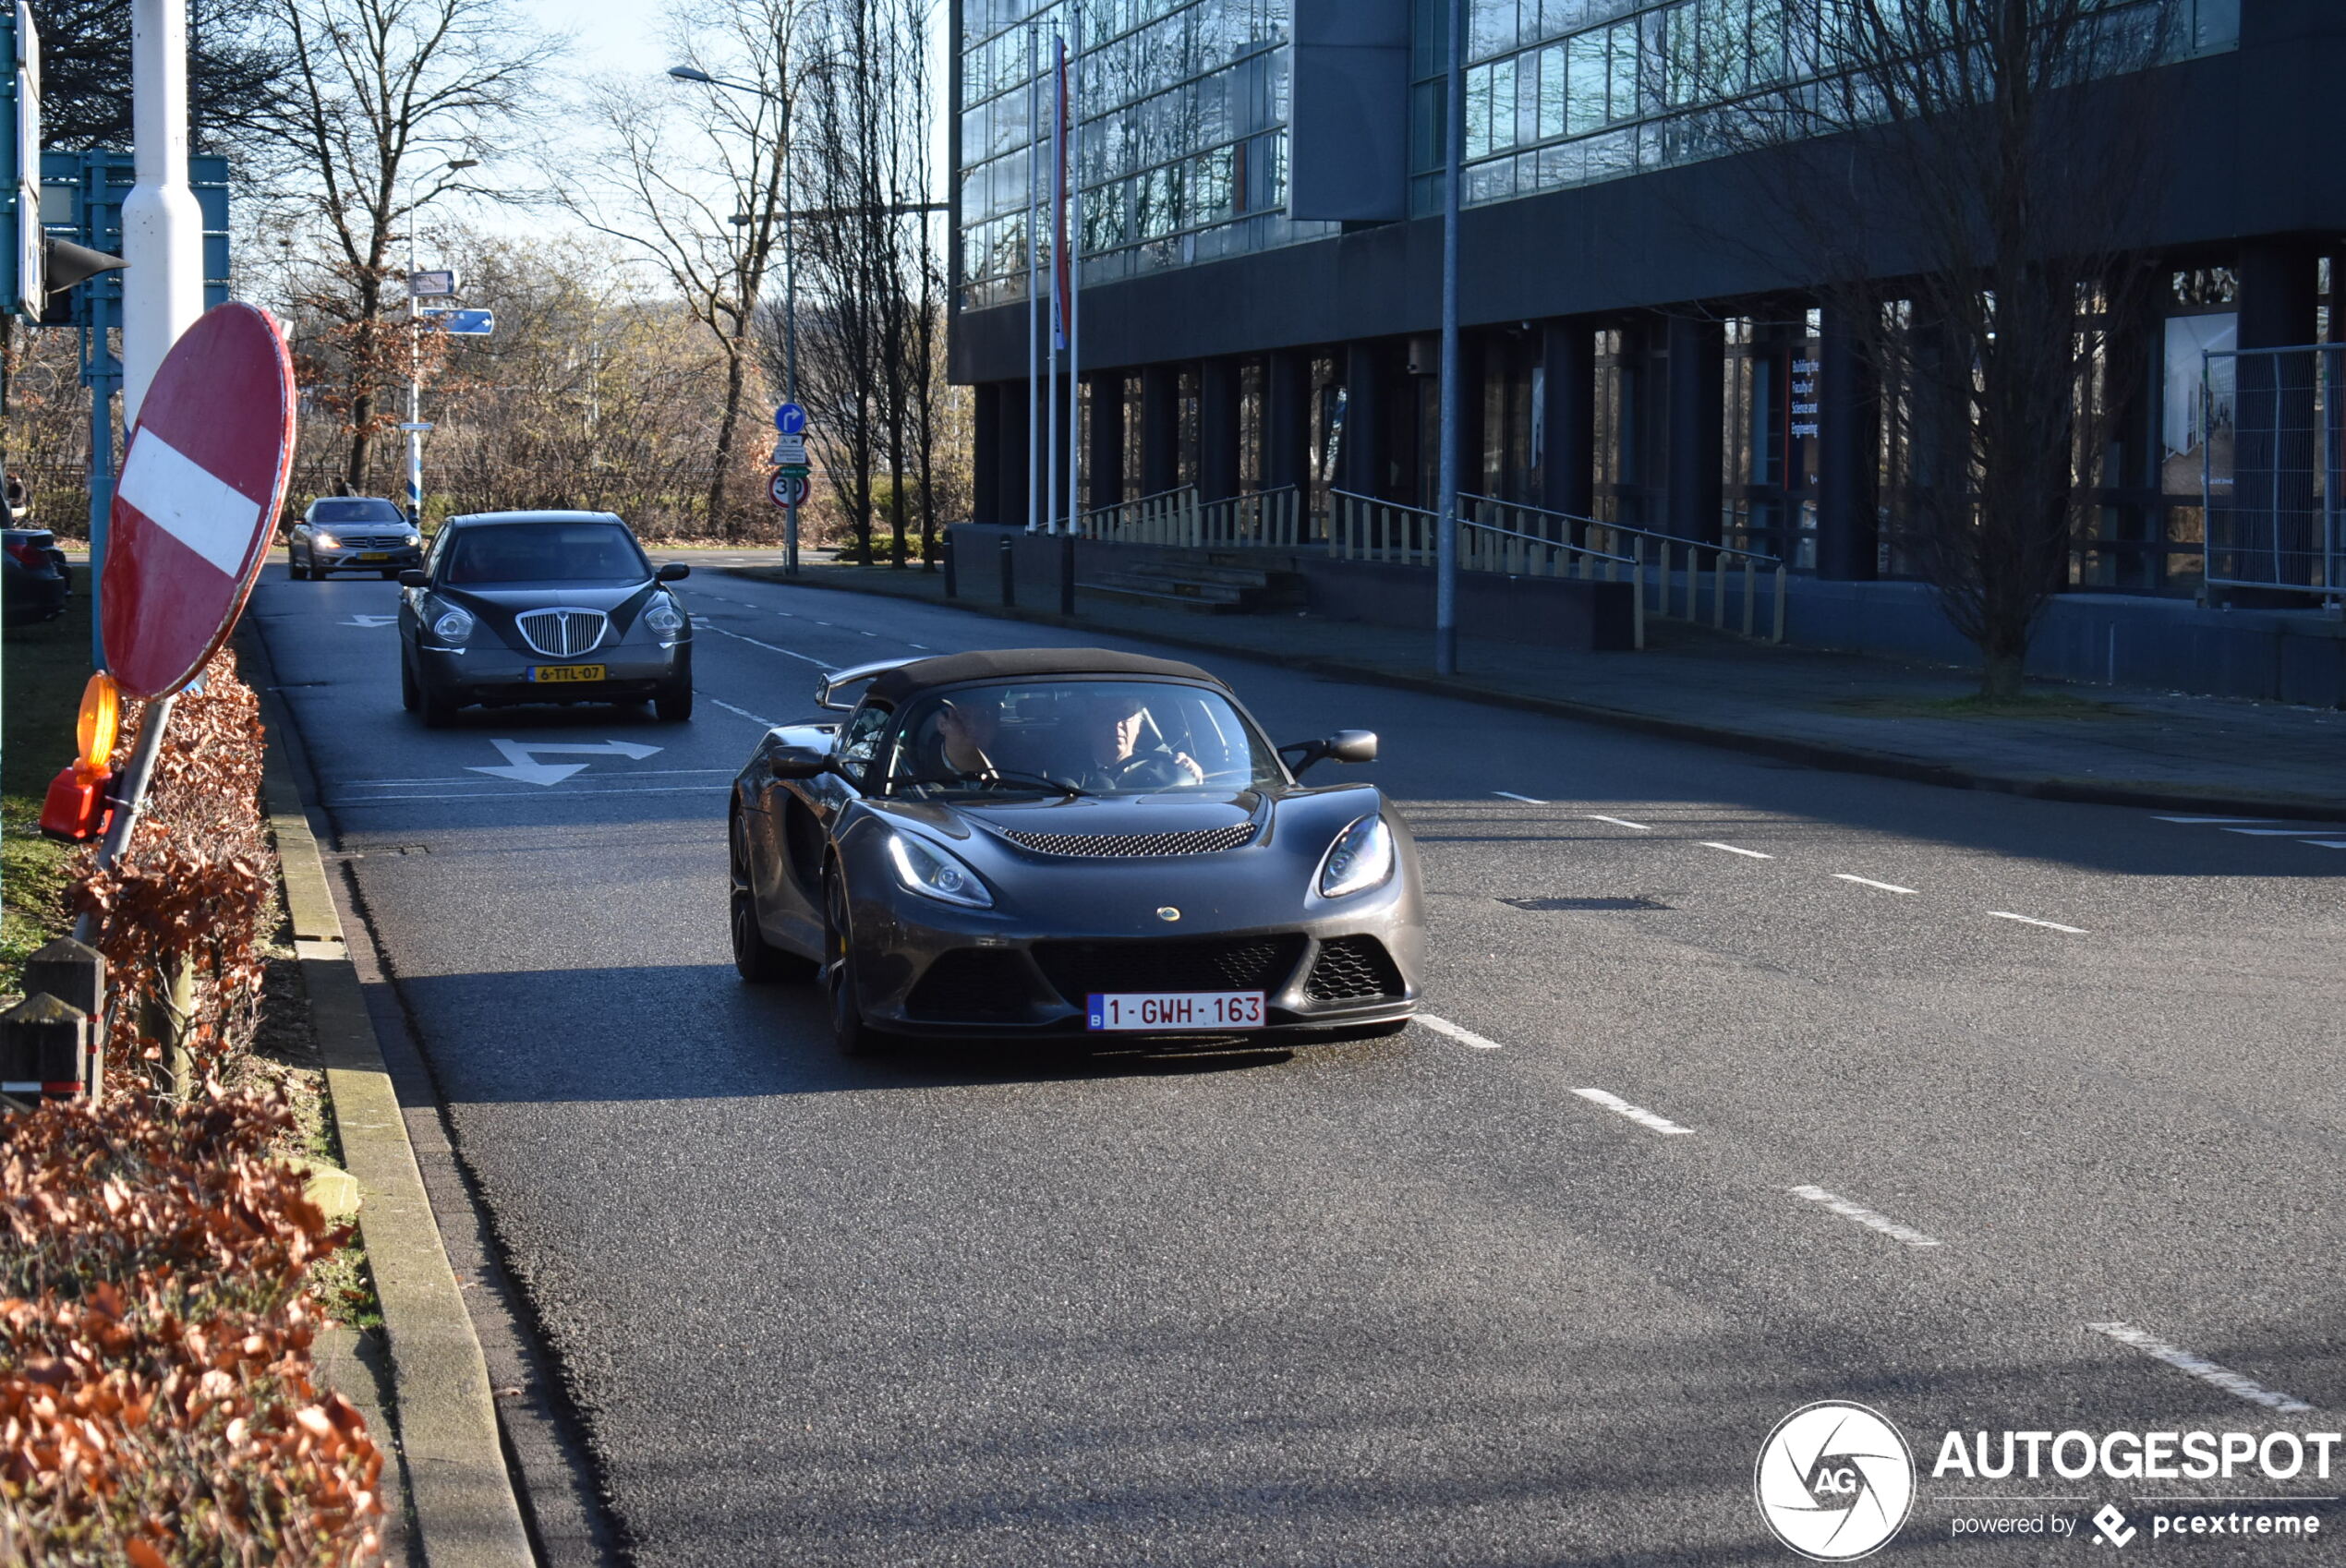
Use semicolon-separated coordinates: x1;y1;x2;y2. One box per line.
397;510;693;726
728;646;1423;1053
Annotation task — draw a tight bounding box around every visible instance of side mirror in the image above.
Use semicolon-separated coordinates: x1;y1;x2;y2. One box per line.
1282;729;1378;775
397;569;429;588
657;561;691;582
763;743;835;781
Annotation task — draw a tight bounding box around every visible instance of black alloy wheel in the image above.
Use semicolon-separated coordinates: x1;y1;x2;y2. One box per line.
824;870;880;1055
730;813;814;983
655;681;695;723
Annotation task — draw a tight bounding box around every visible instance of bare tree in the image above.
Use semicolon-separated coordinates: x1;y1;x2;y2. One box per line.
558;0;811;540
1723;0;2174;698
263;0;556;493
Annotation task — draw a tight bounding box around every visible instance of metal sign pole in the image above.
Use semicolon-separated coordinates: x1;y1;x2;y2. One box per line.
1433;0;1466;675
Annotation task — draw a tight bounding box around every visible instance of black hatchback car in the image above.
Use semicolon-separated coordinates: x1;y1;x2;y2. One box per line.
396;511;693;726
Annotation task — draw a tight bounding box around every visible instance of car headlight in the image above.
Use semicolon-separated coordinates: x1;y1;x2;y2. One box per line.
404;531;423;548
313;530;341;549
886;830;991;909
1317;814;1395;899
429;602;475;643
642;597;685;636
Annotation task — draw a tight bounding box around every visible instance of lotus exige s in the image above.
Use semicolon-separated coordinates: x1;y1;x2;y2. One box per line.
727;647;1423;1054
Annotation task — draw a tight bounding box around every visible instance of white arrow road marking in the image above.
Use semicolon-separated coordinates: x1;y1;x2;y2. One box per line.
467;739;664;787
341;615;399;628
116;430;262;576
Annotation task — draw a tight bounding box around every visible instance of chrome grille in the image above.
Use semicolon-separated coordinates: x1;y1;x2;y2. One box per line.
998;824;1256;857
515;609;610;658
325;531;408;549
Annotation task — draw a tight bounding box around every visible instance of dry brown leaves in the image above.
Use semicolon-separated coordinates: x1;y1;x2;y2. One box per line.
0;1092;384;1565
67;650;282;1095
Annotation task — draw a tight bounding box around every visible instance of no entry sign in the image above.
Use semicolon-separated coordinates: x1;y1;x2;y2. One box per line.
101;304;297;699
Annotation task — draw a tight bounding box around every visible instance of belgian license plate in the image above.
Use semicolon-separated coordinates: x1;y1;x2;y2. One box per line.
357;551;391;561
526;664;607;684
1087;992;1264;1031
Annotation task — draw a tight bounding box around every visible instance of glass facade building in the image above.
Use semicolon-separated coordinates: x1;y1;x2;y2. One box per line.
958;0;1341;309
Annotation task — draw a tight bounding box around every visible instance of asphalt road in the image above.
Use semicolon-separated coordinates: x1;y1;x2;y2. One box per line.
248;556;2346;1566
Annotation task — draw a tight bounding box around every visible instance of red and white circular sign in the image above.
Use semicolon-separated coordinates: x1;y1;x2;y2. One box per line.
101;303;297;699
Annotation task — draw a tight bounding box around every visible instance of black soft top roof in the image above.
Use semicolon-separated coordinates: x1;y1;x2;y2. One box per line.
866;646;1224;706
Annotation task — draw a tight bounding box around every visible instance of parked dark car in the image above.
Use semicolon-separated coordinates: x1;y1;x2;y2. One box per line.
3;526;72;624
727;646;1422;1055
287;496;423;579
396;510;693;726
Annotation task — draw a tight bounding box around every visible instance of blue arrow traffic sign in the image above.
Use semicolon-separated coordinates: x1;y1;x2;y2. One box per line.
423;308;494;335
774;401;807;434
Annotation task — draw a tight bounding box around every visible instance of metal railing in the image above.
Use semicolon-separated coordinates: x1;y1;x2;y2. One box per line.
1080;485;1306;550
1328;488;1648;648
1463;494;1788;643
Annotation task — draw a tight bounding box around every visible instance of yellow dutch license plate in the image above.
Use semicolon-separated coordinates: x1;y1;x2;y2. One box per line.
527;664;607;684
357;551;391;561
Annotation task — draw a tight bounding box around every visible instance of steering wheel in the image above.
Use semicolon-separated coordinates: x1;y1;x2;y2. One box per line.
1110;753;1188;790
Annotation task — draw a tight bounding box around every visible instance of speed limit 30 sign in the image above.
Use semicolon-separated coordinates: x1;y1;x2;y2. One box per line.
769;471;810;508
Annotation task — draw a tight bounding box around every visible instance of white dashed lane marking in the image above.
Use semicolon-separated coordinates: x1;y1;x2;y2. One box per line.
698;624;831;666
2088;1321;2316;1414
709;696;780;729
1699;841;1773;859
1416;1014;1504;1051
1572;1088;1695;1137
1789;1185;1943;1248
1987;911;2088;935
1832;874;1917;895
1493;791;1546;804
1586;814;1651;830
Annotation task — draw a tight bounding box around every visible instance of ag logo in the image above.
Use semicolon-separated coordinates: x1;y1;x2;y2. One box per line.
1754;1401;1916;1561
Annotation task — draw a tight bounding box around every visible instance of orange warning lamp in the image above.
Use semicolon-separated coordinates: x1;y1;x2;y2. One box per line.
40;674;123;841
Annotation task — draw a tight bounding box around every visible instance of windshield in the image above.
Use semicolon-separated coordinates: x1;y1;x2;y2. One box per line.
310;499;405;523
441;522;649;585
882;680;1285;798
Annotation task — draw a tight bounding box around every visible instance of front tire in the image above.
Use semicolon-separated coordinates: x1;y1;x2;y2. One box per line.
289;551;310;581
825;872;883;1056
731;814;815;983
417;678;459;729
654;682;694;722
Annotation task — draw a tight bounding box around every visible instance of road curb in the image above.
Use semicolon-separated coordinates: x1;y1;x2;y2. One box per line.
725;564;2346;822
246;639;538;1568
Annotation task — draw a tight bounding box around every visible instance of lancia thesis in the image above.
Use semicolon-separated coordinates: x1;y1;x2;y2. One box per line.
728;647;1423;1053
396;510;694;726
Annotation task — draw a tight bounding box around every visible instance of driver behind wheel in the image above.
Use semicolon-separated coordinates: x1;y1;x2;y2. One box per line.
1069;688;1205;790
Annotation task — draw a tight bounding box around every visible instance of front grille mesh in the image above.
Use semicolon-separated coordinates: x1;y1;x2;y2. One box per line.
1303;935;1406;1001
516;609;610;658
1031;935;1306;1005
999;824;1255;857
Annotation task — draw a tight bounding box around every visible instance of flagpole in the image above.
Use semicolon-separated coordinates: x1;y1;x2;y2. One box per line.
1045;27;1063;534
1025;20;1040;533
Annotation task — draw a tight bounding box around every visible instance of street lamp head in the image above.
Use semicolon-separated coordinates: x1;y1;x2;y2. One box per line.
445;158;480;172
667;66;715;83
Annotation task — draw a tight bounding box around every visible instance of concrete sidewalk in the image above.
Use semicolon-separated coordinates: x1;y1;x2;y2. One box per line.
717;557;2346;818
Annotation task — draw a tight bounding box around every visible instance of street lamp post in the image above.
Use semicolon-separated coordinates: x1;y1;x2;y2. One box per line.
1434;0;1466;676
405;158;477;526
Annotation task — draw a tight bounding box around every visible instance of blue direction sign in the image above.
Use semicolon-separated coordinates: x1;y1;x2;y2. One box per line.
423;308;493;335
774;401;807;434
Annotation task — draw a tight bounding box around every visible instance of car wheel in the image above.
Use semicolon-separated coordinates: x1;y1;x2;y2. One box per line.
380;568;402;580
417;679;459;729
289;550;308;581
654;682;694;722
731;814;815;983
825;871;883;1055
400;653;419;713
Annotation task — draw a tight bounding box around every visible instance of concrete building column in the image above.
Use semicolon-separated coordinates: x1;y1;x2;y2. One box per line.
1340;342;1385;499
1264;350;1312;493
1140;363;1180;497
999;380;1031;528
1198;356;1241;503
1085;371;1126;514
1664;314;1723;544
1539;319;1595;519
1815;303;1880;580
973;381;1002;525
2234;241;2320;587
